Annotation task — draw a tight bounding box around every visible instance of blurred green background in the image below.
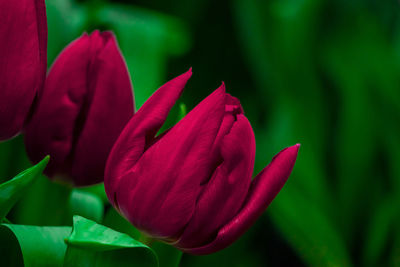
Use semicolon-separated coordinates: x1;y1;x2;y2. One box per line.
1;0;400;266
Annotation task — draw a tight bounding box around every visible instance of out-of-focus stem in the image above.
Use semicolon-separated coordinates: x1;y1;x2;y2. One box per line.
138;232;154;246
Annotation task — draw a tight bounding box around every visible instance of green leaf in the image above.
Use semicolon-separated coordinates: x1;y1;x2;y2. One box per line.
104;209;182;267
0;223;71;267
68;189;104;223
64;216;158;266
0;156;49;220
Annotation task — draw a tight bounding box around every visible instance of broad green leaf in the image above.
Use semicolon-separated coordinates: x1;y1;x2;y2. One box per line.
0;223;71;267
69;189;104;223
104;208;183;267
0;156;49;220
64;216;158;266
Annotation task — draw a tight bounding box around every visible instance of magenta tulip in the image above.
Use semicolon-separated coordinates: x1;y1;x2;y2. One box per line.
25;31;134;186
0;0;47;140
104;69;299;254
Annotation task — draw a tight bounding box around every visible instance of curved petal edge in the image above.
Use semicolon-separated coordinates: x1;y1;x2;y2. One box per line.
181;143;300;254
105;69;192;205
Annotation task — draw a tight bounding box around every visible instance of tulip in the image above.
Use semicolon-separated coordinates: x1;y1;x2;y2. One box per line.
105;69;299;254
25;31;134;186
0;0;47;140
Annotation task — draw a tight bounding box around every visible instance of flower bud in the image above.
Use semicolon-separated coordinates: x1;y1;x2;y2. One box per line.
25;31;134;186
105;70;299;254
0;0;47;140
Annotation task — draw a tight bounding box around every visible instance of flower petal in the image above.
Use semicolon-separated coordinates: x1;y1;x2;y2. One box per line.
105;69;192;204
25;33;91;179
176;114;255;248
0;0;47;139
71;31;134;185
115;85;226;239
183;144;300;254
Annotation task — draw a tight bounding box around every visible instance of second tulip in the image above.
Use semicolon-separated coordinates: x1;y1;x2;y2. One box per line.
25;31;134;186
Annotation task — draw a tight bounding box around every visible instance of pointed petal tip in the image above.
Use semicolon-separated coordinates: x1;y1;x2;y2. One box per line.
288;143;301;157
217;82;226;94
178;68;193;82
270;143;300;173
204;82;226;101
186;67;193;78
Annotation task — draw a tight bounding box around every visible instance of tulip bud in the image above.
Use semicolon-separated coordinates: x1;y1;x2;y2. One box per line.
25;31;134;186
105;70;299;254
0;0;47;140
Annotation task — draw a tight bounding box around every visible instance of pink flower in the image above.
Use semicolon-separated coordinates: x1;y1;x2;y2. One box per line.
0;0;47;140
25;31;134;186
104;69;299;254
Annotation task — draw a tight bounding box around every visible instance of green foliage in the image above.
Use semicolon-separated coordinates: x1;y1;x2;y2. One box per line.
64;216;158;267
0;156;49;221
68;189;104;223
12;177;72;226
232;0;400;265
0;224;71;267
